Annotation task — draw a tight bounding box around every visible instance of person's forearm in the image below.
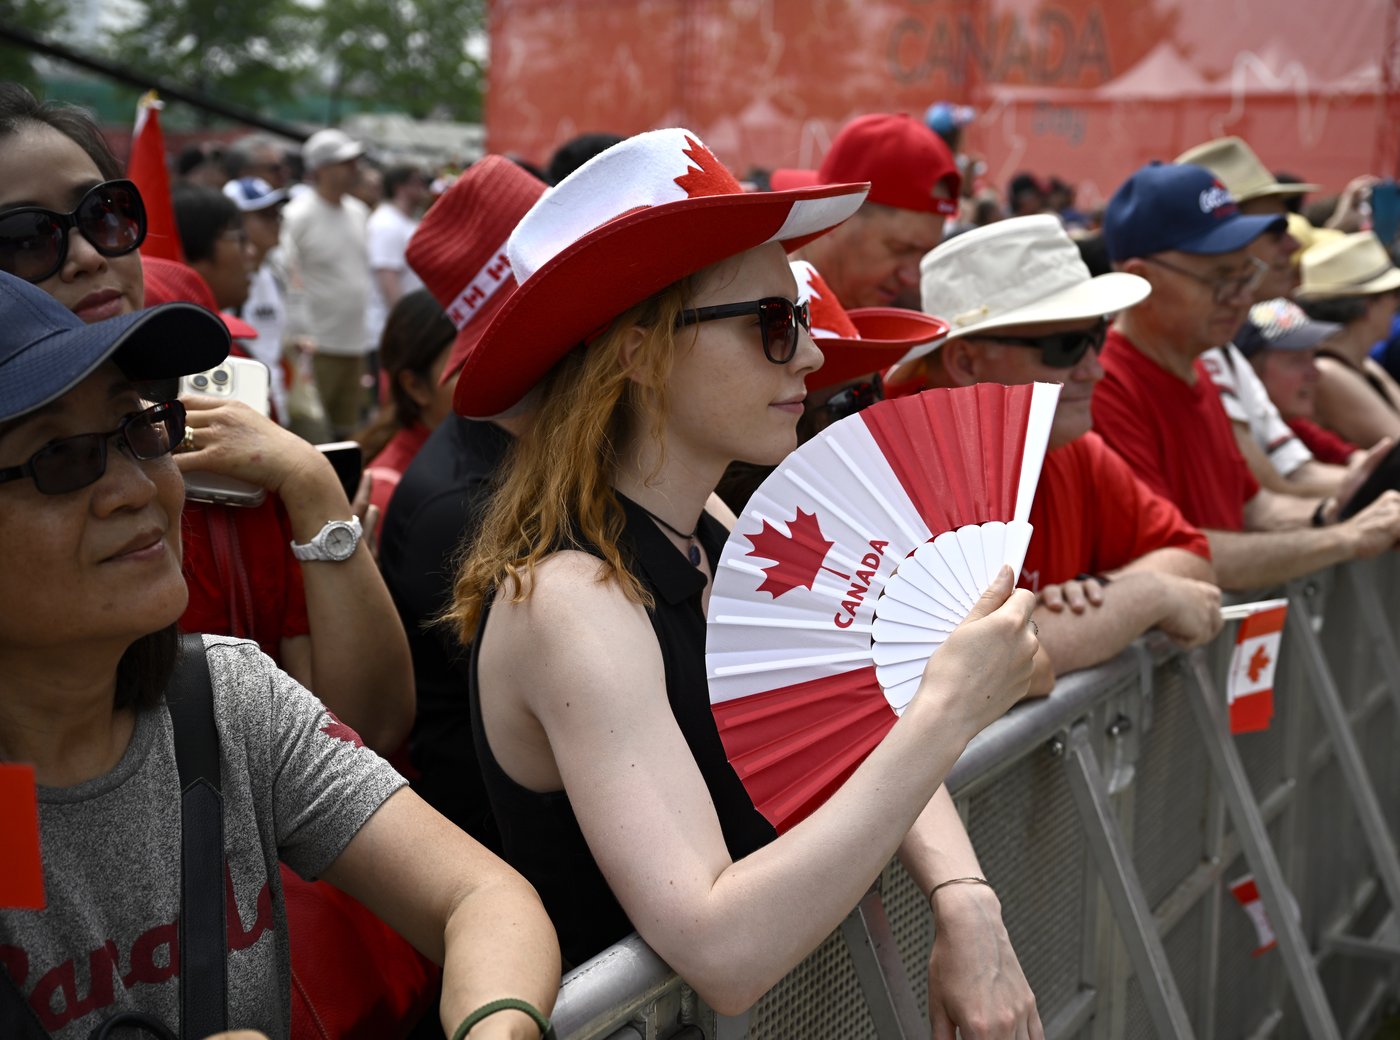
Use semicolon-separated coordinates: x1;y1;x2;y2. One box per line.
375;268;405;310
1205;527;1353;591
438;876;561;1040
1034;571;1169;676
897;785;981;892
1285;459;1347;499
279;459;415;752
1113;546;1215;582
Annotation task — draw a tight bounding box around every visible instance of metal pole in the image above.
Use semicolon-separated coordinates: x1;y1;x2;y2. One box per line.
0;25;309;140
1181;651;1342;1040
1060;722;1197;1039
1285;590;1400;939
838;889;926;1039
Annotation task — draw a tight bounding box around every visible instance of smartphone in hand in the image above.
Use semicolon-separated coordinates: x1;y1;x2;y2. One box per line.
180;357;271;507
316;441;364;502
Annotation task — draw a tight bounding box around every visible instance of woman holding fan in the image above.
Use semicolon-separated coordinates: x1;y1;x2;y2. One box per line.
452;128;1044;1035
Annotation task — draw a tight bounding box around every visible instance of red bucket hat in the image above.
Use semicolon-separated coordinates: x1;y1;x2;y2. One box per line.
141;255;258;340
453;127;870;419
792;260;948;391
406;156;547;382
771;113;961;216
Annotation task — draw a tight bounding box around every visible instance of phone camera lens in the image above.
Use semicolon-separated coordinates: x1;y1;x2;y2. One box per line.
212;369;230;385
192;374;209;389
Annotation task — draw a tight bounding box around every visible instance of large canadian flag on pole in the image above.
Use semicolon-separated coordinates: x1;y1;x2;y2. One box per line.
127;91;185;262
1224;599;1288;734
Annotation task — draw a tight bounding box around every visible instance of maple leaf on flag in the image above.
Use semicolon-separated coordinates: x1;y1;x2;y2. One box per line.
1247;644;1271;684
674;135;743;198
320;712;366;749
745;508;838;598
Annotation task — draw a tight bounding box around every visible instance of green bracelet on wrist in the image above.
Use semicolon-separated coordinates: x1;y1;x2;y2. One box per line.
451;997;556;1040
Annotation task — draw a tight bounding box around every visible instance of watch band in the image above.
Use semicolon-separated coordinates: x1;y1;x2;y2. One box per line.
290;516;363;562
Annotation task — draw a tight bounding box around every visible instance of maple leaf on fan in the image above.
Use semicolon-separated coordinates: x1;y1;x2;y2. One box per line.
674;135;743;198
745;508;842;598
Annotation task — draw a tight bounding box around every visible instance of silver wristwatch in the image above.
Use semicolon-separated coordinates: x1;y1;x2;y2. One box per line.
290;516;363;562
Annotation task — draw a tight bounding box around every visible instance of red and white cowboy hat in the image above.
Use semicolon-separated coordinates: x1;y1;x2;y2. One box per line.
453;128;870;419
792;260;948;392
406;156;547;383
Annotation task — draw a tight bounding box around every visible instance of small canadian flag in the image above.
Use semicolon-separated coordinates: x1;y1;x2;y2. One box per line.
0;763;45;910
1225;599;1288;734
1229;875;1277;956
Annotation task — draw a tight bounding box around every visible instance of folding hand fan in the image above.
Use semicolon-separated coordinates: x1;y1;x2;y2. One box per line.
706;381;1060;832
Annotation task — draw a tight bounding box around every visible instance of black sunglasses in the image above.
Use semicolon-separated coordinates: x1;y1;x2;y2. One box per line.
966;320;1108;369
0;400;185;495
0;179;148;284
676;296;811;364
818;378;883;424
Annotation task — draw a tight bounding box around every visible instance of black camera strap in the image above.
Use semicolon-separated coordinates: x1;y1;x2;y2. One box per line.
0;635;229;1040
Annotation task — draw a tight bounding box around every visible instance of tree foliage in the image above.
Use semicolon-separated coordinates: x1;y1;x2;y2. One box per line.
0;0;67;91
107;0;486;121
318;0;486;121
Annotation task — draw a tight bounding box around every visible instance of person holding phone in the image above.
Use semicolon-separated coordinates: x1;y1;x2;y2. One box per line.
0;270;559;1040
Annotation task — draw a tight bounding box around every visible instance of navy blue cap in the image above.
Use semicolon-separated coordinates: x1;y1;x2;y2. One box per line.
0;270;230;423
1104;161;1287;262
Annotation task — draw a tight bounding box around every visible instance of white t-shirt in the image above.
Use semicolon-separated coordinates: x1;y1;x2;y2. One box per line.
280;192;371;357
240;262;290;424
365;203;424;351
1201;344;1313;477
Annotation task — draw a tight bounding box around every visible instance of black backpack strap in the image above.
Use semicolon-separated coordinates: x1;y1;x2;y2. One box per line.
0;962;50;1040
165;634;228;1040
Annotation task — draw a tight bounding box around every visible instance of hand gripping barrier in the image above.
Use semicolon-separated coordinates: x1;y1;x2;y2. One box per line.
550;554;1400;1040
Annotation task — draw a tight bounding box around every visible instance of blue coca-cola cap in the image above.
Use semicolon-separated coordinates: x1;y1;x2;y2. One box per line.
1104;161;1286;262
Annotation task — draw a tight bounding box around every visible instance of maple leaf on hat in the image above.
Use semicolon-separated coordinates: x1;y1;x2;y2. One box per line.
320;712;366;749
746;508;842;598
675;135;743;198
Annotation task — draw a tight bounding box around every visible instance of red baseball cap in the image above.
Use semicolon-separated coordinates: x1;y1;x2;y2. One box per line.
406;156;548;382
771;113;961;217
454;128;869;419
141;255;258;340
792;260;948;391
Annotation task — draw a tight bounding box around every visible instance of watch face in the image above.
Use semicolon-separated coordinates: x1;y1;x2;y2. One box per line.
324;524;356;559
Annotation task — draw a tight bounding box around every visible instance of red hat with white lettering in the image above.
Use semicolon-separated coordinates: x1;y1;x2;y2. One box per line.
792;260;948;391
406;156;548;382
454;127;869;418
770;113;961;217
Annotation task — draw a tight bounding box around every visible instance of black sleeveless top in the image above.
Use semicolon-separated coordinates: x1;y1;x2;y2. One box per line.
469;494;777;967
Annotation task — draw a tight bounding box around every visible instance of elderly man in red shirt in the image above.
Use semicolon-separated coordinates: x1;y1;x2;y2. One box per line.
890;214;1222;683
1092;162;1400;590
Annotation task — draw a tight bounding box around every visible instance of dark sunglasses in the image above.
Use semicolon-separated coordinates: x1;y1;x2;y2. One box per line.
675;296;811;364
817;379;883;424
967;320;1108;369
0;179;148;284
0;400;185;495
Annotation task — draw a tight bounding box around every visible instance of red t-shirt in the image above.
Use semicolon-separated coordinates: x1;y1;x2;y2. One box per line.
1020;432;1211;593
1093;328;1260;531
366;422;431;524
1288;417;1356;466
180;498;311;660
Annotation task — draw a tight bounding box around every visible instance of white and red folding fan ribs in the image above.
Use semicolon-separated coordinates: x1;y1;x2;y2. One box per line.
706;382;1060;832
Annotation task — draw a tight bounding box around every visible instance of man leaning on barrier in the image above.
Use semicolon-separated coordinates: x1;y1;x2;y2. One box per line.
889;214;1223;685
1092;162;1400;591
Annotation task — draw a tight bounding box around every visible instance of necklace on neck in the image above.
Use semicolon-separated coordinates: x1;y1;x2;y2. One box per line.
635;502;703;567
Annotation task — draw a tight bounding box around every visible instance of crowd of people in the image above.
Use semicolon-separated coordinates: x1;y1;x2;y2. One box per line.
2;76;1399;1040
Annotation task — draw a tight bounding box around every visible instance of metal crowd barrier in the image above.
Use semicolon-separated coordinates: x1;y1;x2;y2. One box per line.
550;555;1400;1040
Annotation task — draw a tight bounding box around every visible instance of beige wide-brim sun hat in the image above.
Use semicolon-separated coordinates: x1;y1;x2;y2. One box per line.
1296;231;1400;300
921;214;1151;340
1175;136;1320;203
